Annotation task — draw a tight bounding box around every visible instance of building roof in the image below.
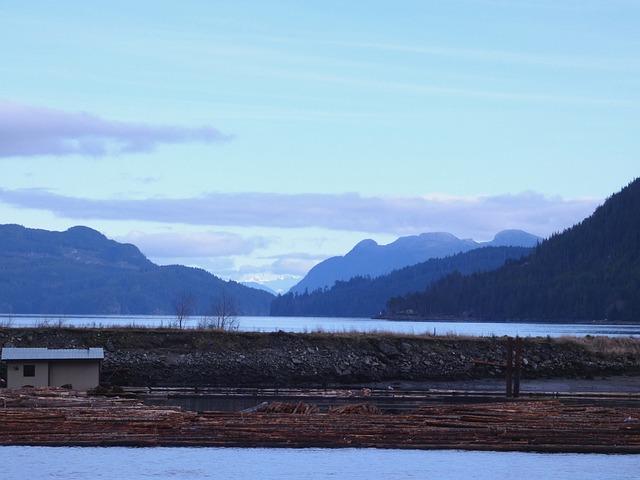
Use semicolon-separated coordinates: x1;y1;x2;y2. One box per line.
1;347;104;361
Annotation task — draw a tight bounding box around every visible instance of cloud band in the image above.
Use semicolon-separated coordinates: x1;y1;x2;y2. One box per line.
0;188;600;240
0;101;231;158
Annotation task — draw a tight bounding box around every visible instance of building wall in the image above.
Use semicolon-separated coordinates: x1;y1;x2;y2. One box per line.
6;361;49;388
49;360;100;389
5;360;101;388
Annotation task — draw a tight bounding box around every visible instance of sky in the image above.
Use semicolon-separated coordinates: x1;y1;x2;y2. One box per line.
1;1;638;293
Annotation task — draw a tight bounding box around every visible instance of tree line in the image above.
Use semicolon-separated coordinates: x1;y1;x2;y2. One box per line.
270;246;533;317
386;178;640;322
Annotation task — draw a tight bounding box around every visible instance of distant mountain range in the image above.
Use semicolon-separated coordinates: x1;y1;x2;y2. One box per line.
387;178;640;322
271;245;533;317
6;174;638;324
0;224;273;316
289;229;541;294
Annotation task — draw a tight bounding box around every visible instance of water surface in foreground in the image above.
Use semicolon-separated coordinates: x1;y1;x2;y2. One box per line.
3;446;637;480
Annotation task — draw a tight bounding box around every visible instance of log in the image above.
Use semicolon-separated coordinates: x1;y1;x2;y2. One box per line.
1;388;640;453
329;403;380;415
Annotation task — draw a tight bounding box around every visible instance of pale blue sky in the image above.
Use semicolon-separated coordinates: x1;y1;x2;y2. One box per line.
1;1;638;291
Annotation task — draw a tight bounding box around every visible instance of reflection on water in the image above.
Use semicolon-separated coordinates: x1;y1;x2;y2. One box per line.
2;314;639;337
141;385;640;414
146;390;448;413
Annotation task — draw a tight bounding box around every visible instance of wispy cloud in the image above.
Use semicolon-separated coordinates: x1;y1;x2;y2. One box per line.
334;40;639;72
267;253;328;277
117;231;268;258
0;101;232;158
0;188;601;240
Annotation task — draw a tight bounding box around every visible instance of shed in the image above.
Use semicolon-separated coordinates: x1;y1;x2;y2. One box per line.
1;347;104;389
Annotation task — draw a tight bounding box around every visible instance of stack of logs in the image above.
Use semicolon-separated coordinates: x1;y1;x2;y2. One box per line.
254;401;379;415
0;387;142;409
256;401;319;414
1;387;639;453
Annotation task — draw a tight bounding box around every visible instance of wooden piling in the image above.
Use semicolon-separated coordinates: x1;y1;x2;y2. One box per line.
505;336;522;398
514;336;522;398
506;337;514;397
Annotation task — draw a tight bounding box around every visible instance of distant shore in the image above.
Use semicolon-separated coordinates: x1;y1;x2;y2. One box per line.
374;313;640;325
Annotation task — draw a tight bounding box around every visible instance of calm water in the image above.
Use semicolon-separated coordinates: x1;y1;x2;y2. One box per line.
2;446;638;480
2;314;639;337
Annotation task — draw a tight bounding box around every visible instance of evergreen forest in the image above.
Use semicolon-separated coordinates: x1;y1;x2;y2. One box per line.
0;224;273;316
386;178;640;322
270;246;532;317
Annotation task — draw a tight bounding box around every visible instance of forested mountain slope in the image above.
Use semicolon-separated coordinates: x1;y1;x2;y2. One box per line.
0;225;273;315
271;246;532;317
290;230;540;294
386;178;640;322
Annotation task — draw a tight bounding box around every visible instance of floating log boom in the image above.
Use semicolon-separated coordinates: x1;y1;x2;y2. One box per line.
1;388;639;453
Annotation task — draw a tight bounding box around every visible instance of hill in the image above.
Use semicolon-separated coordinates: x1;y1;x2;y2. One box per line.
289;230;540;295
386;178;640;322
271;246;532;317
242;282;278;295
0;224;273;315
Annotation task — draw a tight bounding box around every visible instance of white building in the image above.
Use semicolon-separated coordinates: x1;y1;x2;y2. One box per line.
1;347;104;389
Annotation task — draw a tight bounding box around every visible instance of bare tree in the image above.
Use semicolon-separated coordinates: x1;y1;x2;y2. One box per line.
200;291;239;331
173;292;196;329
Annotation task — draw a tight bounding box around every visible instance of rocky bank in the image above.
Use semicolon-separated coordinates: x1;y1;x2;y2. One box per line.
1;327;639;388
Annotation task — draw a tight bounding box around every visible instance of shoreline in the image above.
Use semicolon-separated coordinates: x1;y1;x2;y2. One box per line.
3;327;640;388
372;314;640;325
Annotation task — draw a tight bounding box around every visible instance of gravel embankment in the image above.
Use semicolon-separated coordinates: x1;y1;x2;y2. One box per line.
1;328;639;389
